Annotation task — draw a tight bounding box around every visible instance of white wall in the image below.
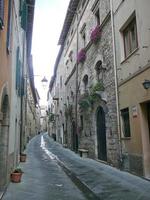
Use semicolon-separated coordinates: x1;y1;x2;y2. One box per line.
113;0;150;82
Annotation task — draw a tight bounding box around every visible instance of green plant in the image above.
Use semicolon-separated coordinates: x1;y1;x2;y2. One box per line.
64;104;73;118
90;81;104;94
48;112;55;122
13;168;23;173
78;82;104;111
78;93;92;111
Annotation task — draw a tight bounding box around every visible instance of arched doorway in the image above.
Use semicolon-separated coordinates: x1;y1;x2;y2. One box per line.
0;94;9;187
96;106;107;161
72;121;78;152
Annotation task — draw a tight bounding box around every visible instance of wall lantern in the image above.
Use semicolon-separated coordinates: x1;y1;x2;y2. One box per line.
142;80;150;89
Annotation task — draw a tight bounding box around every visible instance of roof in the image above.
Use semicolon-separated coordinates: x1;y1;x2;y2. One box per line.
26;0;35;56
28;55;37;105
58;0;80;45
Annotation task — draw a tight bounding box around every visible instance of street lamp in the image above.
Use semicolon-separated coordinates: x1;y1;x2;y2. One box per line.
41;76;48;88
142;80;150;90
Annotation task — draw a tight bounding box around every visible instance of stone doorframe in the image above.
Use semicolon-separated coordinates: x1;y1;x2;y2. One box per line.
94;102;109;160
0;83;10;187
140;102;150;179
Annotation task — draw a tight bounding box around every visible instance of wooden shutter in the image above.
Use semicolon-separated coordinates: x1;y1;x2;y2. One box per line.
0;0;4;29
7;0;12;53
21;0;27;30
16;47;20;92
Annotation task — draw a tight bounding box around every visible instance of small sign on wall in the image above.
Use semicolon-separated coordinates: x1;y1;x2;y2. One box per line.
132;106;138;118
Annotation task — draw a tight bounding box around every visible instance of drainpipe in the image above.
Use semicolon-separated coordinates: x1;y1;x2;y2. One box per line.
20;30;26;154
110;0;122;166
75;11;79;152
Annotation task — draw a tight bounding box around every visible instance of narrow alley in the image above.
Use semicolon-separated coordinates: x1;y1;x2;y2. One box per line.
2;133;150;200
0;0;150;199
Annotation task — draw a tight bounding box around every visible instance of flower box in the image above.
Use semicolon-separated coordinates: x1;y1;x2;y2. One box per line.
77;48;86;63
90;25;101;43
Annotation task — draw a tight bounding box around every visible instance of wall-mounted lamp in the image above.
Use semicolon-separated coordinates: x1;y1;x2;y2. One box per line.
142;80;150;89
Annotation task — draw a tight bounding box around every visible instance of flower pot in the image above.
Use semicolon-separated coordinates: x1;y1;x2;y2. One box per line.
10;172;22;183
20;154;26;162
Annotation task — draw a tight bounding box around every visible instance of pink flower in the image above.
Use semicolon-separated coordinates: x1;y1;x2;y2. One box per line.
90;25;101;43
77;48;86;63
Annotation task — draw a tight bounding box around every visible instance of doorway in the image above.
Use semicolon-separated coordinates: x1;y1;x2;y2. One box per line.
96;106;107;161
140;101;150;178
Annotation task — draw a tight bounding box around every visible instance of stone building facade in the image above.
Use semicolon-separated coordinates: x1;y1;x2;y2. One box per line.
49;0;119;167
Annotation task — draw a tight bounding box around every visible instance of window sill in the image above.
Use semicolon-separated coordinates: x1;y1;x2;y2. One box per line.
120;47;139;64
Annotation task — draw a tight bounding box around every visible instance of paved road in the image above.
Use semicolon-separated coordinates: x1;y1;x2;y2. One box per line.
2;134;87;200
2;133;150;200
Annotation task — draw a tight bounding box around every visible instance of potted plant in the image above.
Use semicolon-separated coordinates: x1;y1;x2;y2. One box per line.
20;153;27;162
77;48;86;63
90;25;101;43
10;168;23;183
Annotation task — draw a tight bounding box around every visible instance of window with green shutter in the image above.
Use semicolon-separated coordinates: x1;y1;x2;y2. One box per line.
21;0;28;30
16;48;24;96
7;0;12;53
16;47;21;95
0;0;4;29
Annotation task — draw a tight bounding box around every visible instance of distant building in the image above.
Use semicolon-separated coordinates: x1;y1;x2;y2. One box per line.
40;105;47;132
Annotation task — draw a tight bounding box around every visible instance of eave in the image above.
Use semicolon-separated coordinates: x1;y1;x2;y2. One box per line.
58;0;80;45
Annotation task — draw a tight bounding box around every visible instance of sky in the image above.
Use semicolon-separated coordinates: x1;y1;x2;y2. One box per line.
32;0;70;105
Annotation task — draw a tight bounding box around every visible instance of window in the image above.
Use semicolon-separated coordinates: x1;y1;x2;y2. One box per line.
82;0;86;8
95;9;100;25
21;0;27;30
0;0;4;29
123;17;138;58
80;23;86;47
7;0;12;53
82;75;88;92
80;115;83;130
60;76;62;88
121;108;131;137
95;60;104;81
82;32;86;47
69;50;73;62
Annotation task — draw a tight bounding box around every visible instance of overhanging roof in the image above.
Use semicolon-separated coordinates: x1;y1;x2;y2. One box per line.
58;0;80;45
26;0;35;56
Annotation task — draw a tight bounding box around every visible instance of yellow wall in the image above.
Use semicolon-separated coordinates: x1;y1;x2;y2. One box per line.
0;0;12;104
119;67;150;155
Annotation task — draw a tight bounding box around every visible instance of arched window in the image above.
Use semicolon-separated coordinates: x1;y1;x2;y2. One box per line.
82;74;88;92
95;60;103;81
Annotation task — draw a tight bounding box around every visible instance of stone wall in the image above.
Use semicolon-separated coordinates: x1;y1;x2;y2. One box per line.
52;0;119;166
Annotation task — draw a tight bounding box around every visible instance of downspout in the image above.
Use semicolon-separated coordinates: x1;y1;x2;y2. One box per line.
110;0;122;166
20;31;26;154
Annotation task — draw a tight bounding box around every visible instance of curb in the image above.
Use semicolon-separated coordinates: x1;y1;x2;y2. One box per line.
56;158;101;200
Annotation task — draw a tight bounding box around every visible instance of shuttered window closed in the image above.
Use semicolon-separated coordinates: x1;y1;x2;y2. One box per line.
0;0;4;29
